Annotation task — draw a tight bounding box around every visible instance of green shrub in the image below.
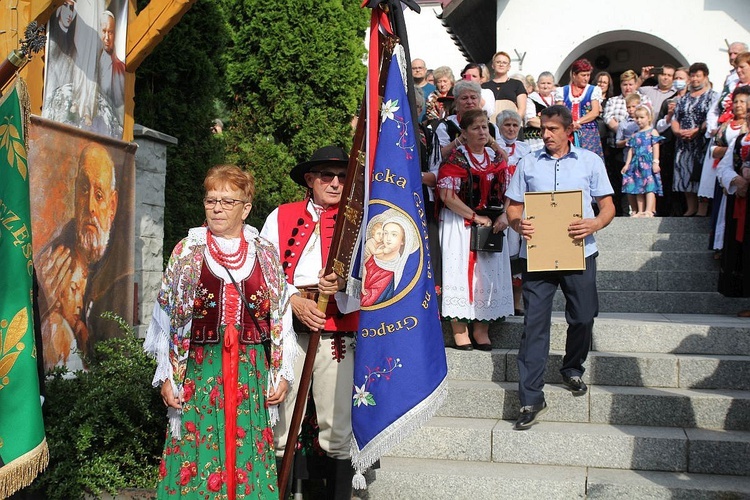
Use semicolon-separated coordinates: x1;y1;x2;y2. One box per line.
30;313;164;500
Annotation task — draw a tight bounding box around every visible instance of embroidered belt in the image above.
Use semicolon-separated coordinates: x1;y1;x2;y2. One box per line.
191;325;265;345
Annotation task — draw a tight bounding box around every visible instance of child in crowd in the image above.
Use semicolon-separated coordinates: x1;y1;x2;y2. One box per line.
616;93;642;160
621;104;664;217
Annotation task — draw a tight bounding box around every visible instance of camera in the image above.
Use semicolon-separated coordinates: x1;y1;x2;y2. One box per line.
649;67;664;76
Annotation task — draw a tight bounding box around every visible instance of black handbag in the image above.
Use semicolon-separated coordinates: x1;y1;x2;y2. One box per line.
470;225;504;252
466;158;504;252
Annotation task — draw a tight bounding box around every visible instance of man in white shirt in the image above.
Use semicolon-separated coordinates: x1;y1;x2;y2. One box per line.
261;146;359;499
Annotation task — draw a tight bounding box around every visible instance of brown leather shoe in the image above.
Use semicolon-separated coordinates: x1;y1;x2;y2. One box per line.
738;310;750;318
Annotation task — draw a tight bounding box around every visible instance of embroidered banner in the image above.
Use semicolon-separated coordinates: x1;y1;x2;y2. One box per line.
0;80;49;498
351;45;447;479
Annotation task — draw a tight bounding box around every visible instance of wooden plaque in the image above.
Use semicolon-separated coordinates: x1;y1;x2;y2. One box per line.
524;190;586;272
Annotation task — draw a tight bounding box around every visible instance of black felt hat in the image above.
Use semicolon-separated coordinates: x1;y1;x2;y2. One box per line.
290;146;349;187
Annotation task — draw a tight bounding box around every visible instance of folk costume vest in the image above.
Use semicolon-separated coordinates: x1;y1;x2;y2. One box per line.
276;200;358;332
191;258;270;345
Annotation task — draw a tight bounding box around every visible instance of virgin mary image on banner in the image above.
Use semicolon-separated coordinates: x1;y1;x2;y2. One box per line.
361;208;420;307
42;0;128;139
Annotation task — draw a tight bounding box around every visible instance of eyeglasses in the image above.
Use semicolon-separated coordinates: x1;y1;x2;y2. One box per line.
494;60;510;67
311;171;347;183
203;197;248;209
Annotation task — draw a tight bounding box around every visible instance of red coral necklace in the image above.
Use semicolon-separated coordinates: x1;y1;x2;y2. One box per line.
468;148;490;171
207;230;249;269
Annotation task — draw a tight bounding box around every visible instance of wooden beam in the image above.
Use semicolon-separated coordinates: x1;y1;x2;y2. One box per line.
125;0;196;72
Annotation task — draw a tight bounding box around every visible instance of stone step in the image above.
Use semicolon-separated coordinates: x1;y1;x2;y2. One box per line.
359;458;750;500
603;217;712;234
596;231;712;252
585;468;750;499
461;314;750;356
358;458;587;500
553;290;747;315
447;348;750;390
596;270;718;292
595;250;718;272
384;417;750;476
492;421;750;476
439;380;750;431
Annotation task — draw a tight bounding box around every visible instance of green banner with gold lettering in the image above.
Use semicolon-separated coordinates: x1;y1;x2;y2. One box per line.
0;79;48;497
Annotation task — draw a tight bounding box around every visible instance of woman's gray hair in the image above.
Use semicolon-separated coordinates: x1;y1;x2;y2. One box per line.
537;71;554;83
496;109;522;127
432;65;455;83
453;80;482;99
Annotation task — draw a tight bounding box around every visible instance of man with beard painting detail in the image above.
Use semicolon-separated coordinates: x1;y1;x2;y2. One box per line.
39;143;120;370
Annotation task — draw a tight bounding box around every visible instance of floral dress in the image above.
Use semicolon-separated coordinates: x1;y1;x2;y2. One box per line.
622;129;664;195
673;89;718;193
157;260;277;499
145;226;296;500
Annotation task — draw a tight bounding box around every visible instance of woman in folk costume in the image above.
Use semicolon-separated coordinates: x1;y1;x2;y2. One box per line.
438;108;514;351
144;165;296;499
717;102;750;315
555;58;604;159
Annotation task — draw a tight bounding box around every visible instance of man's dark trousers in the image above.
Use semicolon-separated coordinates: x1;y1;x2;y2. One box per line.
517;255;599;406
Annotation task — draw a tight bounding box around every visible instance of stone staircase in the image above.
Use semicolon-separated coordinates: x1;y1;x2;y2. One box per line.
359;217;750;499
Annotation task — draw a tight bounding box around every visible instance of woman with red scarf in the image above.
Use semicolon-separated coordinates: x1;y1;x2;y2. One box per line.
437;109;514;350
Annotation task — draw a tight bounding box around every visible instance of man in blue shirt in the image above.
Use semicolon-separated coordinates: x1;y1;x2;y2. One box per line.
506;105;615;430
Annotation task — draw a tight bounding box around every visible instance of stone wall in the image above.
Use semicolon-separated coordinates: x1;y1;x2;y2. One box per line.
133;124;176;337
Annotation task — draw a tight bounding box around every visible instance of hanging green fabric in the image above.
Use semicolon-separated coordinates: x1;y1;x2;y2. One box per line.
0;79;48;498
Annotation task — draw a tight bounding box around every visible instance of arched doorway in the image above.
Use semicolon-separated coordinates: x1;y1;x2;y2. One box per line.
555;30;688;88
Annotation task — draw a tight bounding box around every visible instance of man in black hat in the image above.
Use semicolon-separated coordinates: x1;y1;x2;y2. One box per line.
260;145;359;499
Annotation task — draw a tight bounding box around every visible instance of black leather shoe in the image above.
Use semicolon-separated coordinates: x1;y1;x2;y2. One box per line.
451;344;473;351
474;343;492;351
513;402;547;430
562;374;588;395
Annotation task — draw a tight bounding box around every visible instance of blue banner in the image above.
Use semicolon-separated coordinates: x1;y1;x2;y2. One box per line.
351;47;447;478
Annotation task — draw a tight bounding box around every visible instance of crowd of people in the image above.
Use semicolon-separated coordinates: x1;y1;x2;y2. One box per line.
139;44;750;499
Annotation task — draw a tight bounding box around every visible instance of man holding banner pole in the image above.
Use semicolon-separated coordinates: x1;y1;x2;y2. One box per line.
261;146;360;499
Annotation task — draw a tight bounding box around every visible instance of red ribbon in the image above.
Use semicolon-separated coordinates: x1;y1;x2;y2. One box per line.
222;284;240;500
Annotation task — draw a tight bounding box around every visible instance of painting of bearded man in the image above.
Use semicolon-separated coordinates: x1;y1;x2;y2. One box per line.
29;117;135;371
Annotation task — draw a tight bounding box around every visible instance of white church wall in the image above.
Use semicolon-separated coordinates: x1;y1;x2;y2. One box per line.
499;0;749;84
403;2;469;76
402;0;750;87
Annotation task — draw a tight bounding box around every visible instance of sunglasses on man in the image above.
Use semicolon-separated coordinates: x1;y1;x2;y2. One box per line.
310;171;347;183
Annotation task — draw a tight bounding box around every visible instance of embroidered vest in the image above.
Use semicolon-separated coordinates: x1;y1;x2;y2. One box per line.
563;85;595;121
456;166;505;216
191;259;270;345
276;201;359;332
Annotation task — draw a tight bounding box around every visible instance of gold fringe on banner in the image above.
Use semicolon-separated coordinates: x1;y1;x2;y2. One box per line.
0;438;49;498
